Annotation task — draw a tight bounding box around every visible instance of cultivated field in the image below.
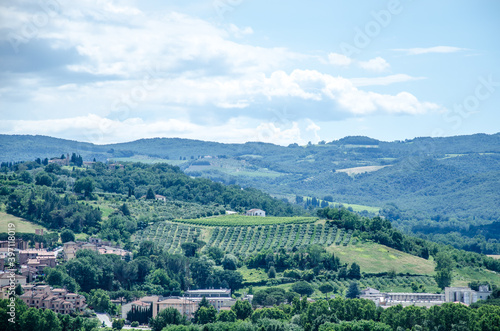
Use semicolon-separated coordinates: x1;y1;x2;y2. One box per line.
135;218;352;256
172;215;318;226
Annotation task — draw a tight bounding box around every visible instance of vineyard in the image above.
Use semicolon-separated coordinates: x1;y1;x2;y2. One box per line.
135;219;353;256
171;215;318;227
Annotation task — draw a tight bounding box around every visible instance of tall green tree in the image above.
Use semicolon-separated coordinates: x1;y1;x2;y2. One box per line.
231;300;253;320
73;177;94;197
435;269;453;290
60;229;75;243
149;307;186;331
346;282;360;299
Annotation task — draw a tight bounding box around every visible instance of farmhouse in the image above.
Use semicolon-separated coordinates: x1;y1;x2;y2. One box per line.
155;194;167;202
245;209;266;217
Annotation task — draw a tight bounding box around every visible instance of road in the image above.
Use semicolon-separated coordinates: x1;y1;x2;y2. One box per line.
95;313;111;328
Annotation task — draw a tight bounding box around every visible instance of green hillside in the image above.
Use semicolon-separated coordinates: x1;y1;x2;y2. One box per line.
0;211;49;233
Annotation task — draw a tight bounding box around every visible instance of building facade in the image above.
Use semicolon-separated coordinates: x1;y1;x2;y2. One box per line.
19;285;86;314
245;209;266;217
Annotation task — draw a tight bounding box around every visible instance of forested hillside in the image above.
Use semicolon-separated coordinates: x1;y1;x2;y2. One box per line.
0;161;302;240
1;156;499;330
1;133;499;254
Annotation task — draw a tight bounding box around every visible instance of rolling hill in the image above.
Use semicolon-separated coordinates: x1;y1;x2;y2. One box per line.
1;133;499;253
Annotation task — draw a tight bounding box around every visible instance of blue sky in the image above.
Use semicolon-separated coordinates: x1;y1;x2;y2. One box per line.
1;0;499;145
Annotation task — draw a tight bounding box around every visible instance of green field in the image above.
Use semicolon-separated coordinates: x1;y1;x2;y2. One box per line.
453;267;500;287
332;202;380;214
84;200;115;219
172;214;318;226
301;196;380;214
329;241;435;275
112;156;187;165
0;212;49;234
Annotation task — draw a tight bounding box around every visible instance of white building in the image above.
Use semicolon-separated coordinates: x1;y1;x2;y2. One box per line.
245;209;266;217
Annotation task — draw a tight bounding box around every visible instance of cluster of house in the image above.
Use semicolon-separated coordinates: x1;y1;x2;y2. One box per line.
360;285;492;308
62;238;131;260
0;237;57;284
0;234;131;315
0;274;86;315
122;288;251;320
18;284;86;314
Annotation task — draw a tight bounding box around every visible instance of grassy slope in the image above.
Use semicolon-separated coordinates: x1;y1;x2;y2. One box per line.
328;241;435;274
0;212;50;233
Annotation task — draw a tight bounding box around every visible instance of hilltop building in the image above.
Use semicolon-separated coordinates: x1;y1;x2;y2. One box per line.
245;209;266;217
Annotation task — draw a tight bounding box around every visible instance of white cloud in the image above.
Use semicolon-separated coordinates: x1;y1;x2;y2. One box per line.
393;46;466;55
357;57;390;72
0;114;321;146
350;74;426;87
227;24;254;38
328;53;352;66
0;0;443;144
328;54;390;72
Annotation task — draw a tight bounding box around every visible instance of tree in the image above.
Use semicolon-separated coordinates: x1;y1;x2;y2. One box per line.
60;229;75;243
146;188;155;200
434;252;455;271
181;242;199;257
73;177;94;197
222;254;238;270
149;307;186;331
207;247;224;265
346;282;360;299
267;266;276;279
347;263;361;279
291;281;314;296
88;289;114;313
112;319;124;330
194;306;217;324
198;297;211;308
15;283;24;296
319;283;334;298
20;307;42;331
231;300;253;320
41;309;61;331
435;269;453;289
19;171;33;184
120;203;131;216
35;172;52;186
45;267;65;286
217;310;236;322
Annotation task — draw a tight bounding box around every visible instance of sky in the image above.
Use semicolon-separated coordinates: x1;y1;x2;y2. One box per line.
1;0;499;146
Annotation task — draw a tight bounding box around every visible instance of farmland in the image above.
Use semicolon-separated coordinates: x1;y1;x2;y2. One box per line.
135;217;352;256
172;214;318;226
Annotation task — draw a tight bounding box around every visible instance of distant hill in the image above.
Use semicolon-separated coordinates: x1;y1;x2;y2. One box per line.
1;133;499;251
